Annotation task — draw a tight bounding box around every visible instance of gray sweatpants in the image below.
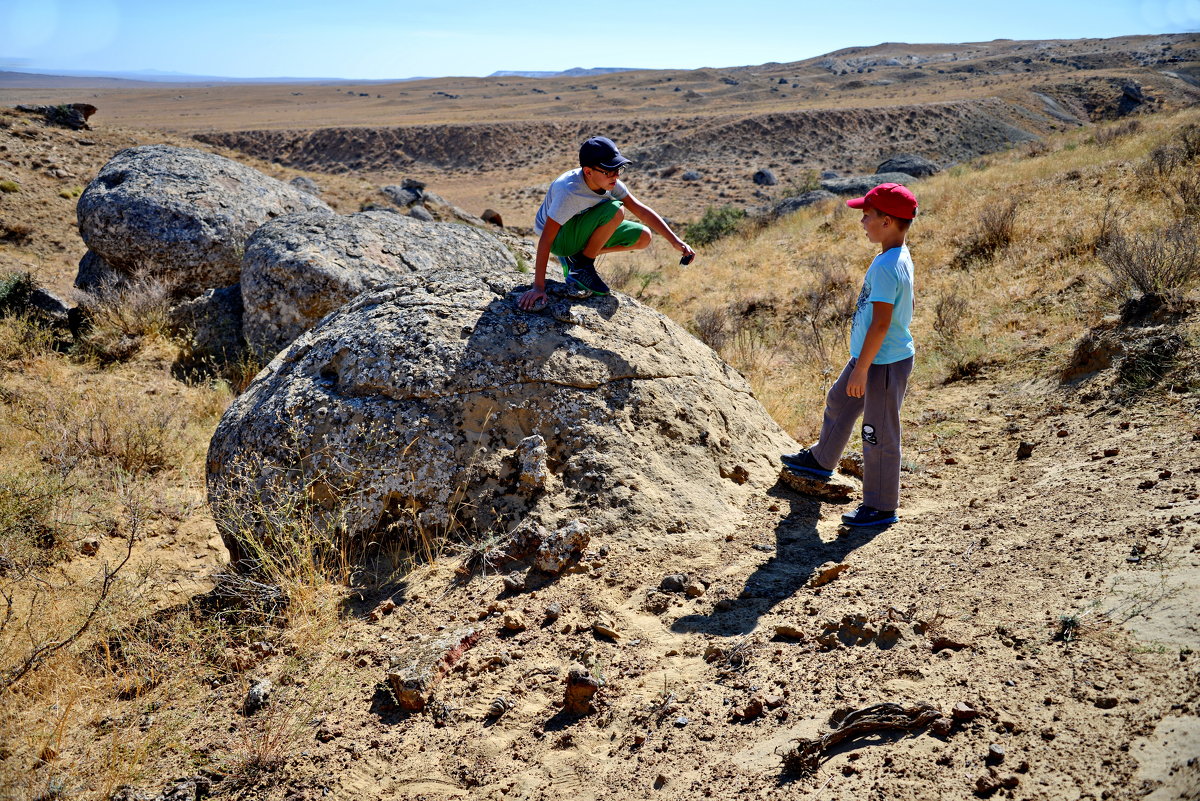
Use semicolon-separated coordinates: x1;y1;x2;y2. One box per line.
810;356;914;511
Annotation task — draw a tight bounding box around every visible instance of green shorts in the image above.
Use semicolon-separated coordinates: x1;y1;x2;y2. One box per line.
550;199;648;258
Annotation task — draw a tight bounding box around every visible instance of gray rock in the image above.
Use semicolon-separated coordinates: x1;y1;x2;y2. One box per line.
401;178;427;191
289;175;322;196
659;574;688;593
681;170;703;182
381;185;422;208
819;172;917;196
407;205;435;222
876;154;939;178
517;434;550;491
385;627;479;712
533;521;590;573
753;168;778;186
75;249;116;292
167;284;244;363
778;468;855;502
77;145;331;296
772;191;837;218
243;678;272;714
207;270;797;557
240;210;516;358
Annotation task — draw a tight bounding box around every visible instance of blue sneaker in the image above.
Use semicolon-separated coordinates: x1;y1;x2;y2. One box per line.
781;449;832;478
840;505;898;527
562;255;610;296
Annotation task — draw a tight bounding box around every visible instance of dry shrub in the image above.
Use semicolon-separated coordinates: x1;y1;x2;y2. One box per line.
73;275;172;363
0;315;56;363
932;291;969;341
1092;118;1142;147
1164;171;1200;221
14;385;184;477
0;470;72;570
952;199;1018;268
1099;221;1200;299
692;305;730;351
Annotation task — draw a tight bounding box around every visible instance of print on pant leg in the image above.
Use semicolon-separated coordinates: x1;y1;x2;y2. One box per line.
861;424;878;446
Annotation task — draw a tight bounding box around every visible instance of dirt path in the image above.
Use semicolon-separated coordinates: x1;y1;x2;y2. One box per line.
170;364;1197;801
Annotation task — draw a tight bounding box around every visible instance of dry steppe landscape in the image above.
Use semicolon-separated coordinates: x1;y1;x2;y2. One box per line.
1;33;1199;801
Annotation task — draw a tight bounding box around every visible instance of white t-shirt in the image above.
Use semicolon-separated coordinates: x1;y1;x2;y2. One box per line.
534;168;629;235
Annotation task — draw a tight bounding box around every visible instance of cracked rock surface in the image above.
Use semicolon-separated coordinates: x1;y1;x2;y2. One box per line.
76;144;331;296
207;269;797;557
240;210;517;357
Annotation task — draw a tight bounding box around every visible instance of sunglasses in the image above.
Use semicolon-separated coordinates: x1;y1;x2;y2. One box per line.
589;165;627;178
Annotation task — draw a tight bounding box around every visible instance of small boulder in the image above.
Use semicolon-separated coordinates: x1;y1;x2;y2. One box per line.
875;154;939;178
819;172;917;196
771;191;837;218
289;176;322;196
481;209;504;227
752;168;778;186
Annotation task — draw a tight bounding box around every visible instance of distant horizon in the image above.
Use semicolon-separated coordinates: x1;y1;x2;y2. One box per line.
3;0;1197;83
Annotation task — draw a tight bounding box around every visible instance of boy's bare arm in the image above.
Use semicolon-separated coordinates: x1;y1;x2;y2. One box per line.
622;193;695;259
846;301;894;398
519;221;561;310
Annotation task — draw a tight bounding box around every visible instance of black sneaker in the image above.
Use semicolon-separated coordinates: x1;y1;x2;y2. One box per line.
781;448;832;478
564;257;610;296
840;505;898;527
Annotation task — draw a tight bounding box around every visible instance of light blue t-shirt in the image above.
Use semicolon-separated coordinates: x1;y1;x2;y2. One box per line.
534;168;629;235
849;244;915;365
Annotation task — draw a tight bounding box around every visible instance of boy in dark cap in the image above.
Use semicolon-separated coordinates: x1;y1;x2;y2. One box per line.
782;183;918;527
518;136;694;311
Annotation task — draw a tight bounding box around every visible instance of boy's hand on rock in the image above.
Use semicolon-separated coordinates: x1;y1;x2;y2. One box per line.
519;287;548;311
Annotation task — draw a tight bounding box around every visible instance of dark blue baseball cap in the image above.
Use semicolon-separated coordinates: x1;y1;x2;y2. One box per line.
579;136;632;170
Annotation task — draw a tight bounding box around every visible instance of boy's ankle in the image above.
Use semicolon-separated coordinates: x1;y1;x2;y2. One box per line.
573;253;595;268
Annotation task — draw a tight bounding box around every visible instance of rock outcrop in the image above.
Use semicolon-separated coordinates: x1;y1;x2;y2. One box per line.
76;145;331;296
240;210;518;358
207;270;797;559
820;172;918;196
876;154;940;178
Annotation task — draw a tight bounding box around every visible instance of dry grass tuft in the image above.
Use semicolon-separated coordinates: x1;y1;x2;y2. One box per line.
73;275;173;364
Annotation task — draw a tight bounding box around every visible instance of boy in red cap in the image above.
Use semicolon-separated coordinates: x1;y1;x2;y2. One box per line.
518;136;694;311
782;182;918;527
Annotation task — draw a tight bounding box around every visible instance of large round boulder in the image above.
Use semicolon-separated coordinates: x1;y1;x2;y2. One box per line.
240;210;518;358
207;271;797;559
76;145;331;296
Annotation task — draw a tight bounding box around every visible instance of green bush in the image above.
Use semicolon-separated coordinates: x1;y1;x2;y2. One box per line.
0;272;35;317
686;205;747;246
0;180;19;194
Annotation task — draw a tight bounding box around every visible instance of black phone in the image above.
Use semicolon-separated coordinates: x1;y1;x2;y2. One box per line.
680;254;694;266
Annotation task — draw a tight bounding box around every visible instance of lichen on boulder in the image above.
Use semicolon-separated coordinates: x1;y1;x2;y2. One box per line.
206;269;797;560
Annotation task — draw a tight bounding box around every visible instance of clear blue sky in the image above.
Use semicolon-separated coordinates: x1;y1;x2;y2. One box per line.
3;0;1197;80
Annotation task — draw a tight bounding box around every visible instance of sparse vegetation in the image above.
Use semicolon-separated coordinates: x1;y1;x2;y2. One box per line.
952;198;1018;268
685;204;747;246
1099;221;1200;299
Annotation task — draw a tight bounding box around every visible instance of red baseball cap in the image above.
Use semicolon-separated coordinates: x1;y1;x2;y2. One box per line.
847;183;918;220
